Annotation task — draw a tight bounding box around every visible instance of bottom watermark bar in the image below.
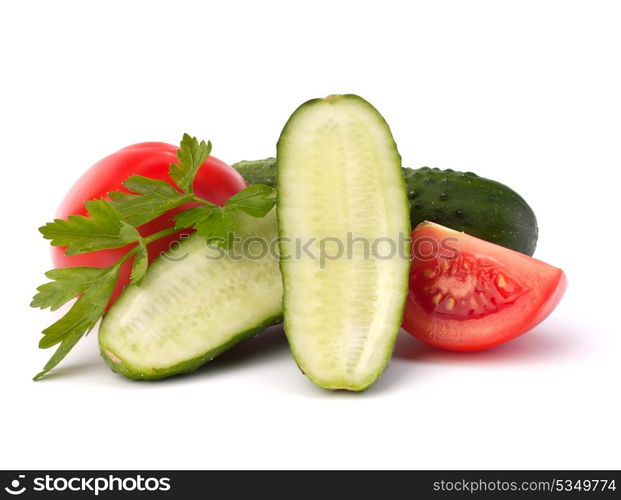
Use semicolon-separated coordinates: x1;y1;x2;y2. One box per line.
0;471;618;499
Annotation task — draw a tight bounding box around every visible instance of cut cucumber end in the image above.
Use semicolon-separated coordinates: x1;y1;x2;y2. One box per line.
99;210;284;380
277;94;411;391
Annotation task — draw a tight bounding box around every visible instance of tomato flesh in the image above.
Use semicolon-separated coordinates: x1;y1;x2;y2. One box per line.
402;222;566;351
52;142;246;306
414;254;529;320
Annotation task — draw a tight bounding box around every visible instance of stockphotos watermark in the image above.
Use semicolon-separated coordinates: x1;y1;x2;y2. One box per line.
161;232;460;268
3;473;170;496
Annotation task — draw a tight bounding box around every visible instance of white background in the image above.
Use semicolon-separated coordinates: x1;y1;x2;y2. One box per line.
1;0;619;470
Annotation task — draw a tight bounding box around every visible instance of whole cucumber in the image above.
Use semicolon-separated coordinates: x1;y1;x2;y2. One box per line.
233;158;538;256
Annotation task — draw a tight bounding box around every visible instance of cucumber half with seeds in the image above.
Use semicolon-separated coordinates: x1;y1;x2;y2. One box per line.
277;94;411;391
99;210;283;380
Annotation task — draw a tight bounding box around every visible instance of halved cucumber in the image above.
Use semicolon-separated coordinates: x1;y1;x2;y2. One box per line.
99;210;283;380
277;94;411;391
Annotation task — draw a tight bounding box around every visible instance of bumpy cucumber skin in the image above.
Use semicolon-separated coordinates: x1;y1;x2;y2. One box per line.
276;94;411;391
403;167;538;256
100;314;283;380
233;158;278;187
234;159;538;256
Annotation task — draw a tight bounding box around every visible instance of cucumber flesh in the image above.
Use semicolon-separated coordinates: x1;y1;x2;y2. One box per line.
277;95;411;391
99;210;283;380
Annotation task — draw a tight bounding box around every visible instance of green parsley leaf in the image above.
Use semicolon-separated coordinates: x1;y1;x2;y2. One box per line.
33;333;84;382
31;267;112;311
119;221;142;243
33;263;120;381
195;209;236;248
173;205;219;230
130;241;148;285
172;185;275;248
169;133;212;193
123;175;181;197
33;135;277;380
39;199;136;255
109;175;191;226
225;184;275;217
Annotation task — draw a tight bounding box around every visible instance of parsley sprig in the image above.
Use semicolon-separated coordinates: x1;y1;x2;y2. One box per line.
31;134;275;381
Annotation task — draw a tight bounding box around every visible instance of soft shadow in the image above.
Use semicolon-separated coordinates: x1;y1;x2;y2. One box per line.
366;326;578;392
157;323;291;382
202;324;289;370
393;325;575;365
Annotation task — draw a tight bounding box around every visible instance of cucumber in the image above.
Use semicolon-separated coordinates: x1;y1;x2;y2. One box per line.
403;167;538;256
234;159;538;256
277;94;411;391
99;210;283;380
233;158;278;187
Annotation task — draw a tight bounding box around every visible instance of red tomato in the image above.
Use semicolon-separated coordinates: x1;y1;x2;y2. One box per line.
52;142;246;305
402;222;566;351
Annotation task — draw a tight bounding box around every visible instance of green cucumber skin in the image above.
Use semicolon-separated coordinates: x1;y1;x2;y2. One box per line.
234;159;538;256
233;158;278;187
276;94;411;391
100;314;283;380
403;167;538;256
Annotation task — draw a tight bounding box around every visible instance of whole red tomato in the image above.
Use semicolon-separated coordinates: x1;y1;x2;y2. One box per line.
52;142;246;305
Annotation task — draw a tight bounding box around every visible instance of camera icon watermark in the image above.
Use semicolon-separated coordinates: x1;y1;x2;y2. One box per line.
4;475;26;496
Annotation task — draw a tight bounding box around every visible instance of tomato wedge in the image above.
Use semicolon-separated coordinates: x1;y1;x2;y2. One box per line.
402;222;566;351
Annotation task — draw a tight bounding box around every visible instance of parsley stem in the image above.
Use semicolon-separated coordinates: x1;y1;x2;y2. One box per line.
117;245;139;265
144;226;188;244
191;194;218;207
